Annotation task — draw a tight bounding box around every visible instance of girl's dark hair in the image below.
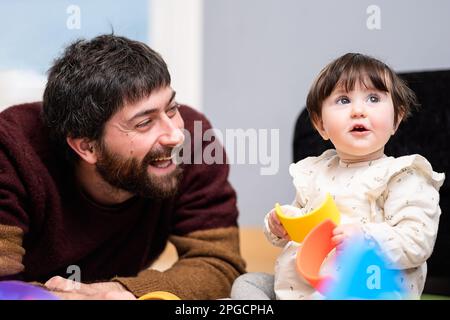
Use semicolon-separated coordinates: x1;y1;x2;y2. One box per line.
42;34;171;163
306;53;417;128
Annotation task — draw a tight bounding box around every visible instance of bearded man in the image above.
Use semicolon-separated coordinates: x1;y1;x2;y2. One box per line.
0;34;245;299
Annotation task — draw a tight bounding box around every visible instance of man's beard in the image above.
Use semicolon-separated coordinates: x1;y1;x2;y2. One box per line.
95;141;183;200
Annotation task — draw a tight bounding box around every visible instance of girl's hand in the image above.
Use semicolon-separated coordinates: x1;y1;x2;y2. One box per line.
332;223;364;251
268;209;289;239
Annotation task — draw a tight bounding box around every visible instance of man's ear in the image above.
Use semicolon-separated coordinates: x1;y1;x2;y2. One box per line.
66;137;98;164
313;119;330;140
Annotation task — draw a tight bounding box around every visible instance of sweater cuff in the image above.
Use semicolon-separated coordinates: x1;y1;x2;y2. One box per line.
113;269;169;298
0;224;26;277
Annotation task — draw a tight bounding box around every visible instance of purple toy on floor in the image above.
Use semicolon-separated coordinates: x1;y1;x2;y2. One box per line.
0;281;59;300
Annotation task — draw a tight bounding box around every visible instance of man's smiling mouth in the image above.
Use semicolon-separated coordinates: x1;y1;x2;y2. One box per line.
149;156;174;168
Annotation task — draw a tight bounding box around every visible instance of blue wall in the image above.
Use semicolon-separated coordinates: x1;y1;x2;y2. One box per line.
0;0;149;74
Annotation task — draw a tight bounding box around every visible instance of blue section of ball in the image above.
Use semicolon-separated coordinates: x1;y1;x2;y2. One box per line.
324;237;407;300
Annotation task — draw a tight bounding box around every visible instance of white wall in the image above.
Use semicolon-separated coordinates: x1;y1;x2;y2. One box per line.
149;0;203;111
0;70;46;111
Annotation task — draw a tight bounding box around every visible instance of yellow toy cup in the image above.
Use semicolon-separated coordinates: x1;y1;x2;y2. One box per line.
138;291;181;300
275;193;340;243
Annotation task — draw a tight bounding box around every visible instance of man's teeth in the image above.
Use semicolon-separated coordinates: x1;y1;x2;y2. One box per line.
151;156;173;168
153;156;172;161
153;161;171;168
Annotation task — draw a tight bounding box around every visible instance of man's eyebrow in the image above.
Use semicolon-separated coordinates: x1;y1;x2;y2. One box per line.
128;91;176;122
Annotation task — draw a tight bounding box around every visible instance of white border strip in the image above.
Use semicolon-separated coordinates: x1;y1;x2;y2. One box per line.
149;0;203;111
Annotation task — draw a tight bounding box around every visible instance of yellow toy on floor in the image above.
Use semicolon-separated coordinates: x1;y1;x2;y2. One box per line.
139;291;181;300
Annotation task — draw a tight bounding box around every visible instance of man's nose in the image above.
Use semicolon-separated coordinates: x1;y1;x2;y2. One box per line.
158;116;185;147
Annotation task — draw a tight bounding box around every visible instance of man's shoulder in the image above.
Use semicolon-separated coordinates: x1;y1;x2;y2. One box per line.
178;105;213;133
0;101;43;121
0;101;50;161
0;101;44;136
178;105;207;120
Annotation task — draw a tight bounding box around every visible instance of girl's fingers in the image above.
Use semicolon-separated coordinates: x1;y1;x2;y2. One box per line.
269;211;282;226
332;226;343;236
331;234;345;246
268;212;287;238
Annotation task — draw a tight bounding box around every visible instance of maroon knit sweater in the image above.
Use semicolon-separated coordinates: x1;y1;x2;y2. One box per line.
0;102;245;298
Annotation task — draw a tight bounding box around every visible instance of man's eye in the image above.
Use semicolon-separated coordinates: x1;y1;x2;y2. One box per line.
336;96;350;104
166;104;180;117
136;119;152;128
368;95;380;103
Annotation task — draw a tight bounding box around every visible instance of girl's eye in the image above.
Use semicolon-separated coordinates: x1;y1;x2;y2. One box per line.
368;95;380;103
336;96;350;104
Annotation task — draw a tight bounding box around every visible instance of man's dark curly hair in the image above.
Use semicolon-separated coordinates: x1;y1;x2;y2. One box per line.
42;34;171;163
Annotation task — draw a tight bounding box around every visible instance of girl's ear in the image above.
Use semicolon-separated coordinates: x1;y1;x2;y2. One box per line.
392;111;405;135
313;119;330;140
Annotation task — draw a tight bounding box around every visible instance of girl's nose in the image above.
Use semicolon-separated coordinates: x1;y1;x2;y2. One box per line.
350;103;367;118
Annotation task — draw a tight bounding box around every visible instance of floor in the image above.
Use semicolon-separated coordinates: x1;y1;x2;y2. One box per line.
150;227;281;273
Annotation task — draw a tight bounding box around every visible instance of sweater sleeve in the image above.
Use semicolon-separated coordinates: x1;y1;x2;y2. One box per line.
0;147;29;279
113;227;245;299
113;106;246;299
361;167;443;269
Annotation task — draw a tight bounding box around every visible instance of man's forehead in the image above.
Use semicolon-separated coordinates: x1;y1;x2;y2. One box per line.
113;87;176;122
